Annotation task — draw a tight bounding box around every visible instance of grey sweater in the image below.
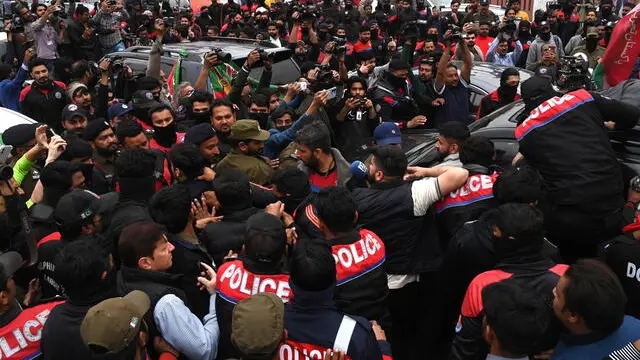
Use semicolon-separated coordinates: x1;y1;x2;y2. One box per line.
525;35;565;71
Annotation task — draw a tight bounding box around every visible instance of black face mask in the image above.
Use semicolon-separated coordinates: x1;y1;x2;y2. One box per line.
539;31;551;41
586;37;599;51
153;121;177;148
191;111;211;124
248;112;269;128
371;29;379;38
500;84;518;102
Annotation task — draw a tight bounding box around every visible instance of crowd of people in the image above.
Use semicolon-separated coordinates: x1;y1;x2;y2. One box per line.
0;0;639;359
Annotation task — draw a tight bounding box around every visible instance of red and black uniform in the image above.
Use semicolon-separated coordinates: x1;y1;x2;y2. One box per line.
434;167;499;241
449;260;568;360
215;258;292;360
515;89;640;260
476;89;521;119
331;229;390;329
369;73;420;130
19;81;68;132
280;284;392;360
0;300;64;360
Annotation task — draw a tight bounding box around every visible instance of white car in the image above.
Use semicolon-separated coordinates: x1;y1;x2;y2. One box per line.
0;108;37;145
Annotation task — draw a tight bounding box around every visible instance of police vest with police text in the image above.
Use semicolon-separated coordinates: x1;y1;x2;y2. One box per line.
332;229;386;286
434;173;499;214
216;260;292;304
0;301;63;360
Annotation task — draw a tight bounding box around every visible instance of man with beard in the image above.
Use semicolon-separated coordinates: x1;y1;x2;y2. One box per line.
60;104;89;137
435;122;470;167
463;0;499;25
334;78;378;154
455;30;485;62
433;33;473;126
185;123;220;166
210;98;237;156
295;121;351;191
267;21;282;47
263;91;324;159
350;146;469;359
475;21;495;58
525;21;564;71
370;59;427;130
477;68;520;118
148;104;185;153
84;120;118;192
486;35;523;66
19;58;67;132
215;119;273;185
570;27;605;70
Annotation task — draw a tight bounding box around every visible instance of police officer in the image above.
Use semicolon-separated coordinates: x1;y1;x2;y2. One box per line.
0;252;64;360
215;212;292;360
215;119;274;186
434;136;499;241
313;187;390;329
516;76;640;262
600;201;640;319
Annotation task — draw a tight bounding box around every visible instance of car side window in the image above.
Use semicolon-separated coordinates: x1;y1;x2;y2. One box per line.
491;139;520;170
468;86;486;119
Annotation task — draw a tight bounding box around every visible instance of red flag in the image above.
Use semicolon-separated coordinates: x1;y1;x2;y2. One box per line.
165;58;181;97
603;4;640;87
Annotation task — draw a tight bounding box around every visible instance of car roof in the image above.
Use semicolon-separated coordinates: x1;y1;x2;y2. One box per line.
127;38;287;61
412;62;533;94
0;108;37;144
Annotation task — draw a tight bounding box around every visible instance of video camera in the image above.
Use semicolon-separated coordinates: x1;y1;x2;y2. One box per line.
448;24;463;42
558;55;594;91
329;36;349;54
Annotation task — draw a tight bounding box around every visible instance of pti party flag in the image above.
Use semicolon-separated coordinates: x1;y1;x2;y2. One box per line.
602;3;640;87
208;62;240;99
166;58;182;97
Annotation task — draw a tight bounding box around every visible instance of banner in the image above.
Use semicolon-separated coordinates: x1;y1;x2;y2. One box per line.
603;3;640;87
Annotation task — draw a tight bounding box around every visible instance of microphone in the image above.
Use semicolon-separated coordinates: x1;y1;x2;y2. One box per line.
349;160;368;180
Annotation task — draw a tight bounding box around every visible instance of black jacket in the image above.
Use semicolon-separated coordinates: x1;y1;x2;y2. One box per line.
516;89;640;213
201;207;261;266
370;72;420;130
66;18;98;61
166;234;215;319
41;290;115;360
19;81;68;132
116;266;188;359
104;200;151;265
330;230;391;329
351;179;442;275
449;257;568;360
439;214;562;348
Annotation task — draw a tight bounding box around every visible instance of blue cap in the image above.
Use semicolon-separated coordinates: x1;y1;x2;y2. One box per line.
349;160;368;180
374;122;401;146
185;123;217;146
108;103;133;121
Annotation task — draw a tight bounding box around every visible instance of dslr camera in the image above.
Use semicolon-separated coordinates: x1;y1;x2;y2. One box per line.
448;24;462;41
206;48;232;63
330;36;348;54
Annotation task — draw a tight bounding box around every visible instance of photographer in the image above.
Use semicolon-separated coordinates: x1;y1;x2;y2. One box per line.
93;0;129;54
333;77;378;154
32;1;64;70
454;27;484;62
433;29;473;126
525;21;564;71
66;5;98;61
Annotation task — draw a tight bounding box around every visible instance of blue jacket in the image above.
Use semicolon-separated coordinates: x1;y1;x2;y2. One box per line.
552;316;640;360
0;64;29;112
264;113;311;159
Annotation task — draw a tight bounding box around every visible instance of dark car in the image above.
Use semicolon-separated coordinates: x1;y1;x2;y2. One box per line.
104;37;301;86
405;89;640;187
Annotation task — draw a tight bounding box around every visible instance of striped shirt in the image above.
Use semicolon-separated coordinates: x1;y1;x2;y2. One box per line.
93;9;127;48
608;343;640;360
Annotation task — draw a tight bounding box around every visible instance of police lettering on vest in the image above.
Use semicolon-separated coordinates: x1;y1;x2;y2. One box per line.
434;173;499;214
515;89;594;141
216;260;292;304
332;229;386;286
0;301;63;359
627;262;640;282
278;340;353;360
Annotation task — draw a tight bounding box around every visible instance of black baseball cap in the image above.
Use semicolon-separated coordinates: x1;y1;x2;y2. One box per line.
131;90;160;109
185;123;217;146
2;123;40;147
62;104;89;122
54;190;119;225
83;119;111;142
